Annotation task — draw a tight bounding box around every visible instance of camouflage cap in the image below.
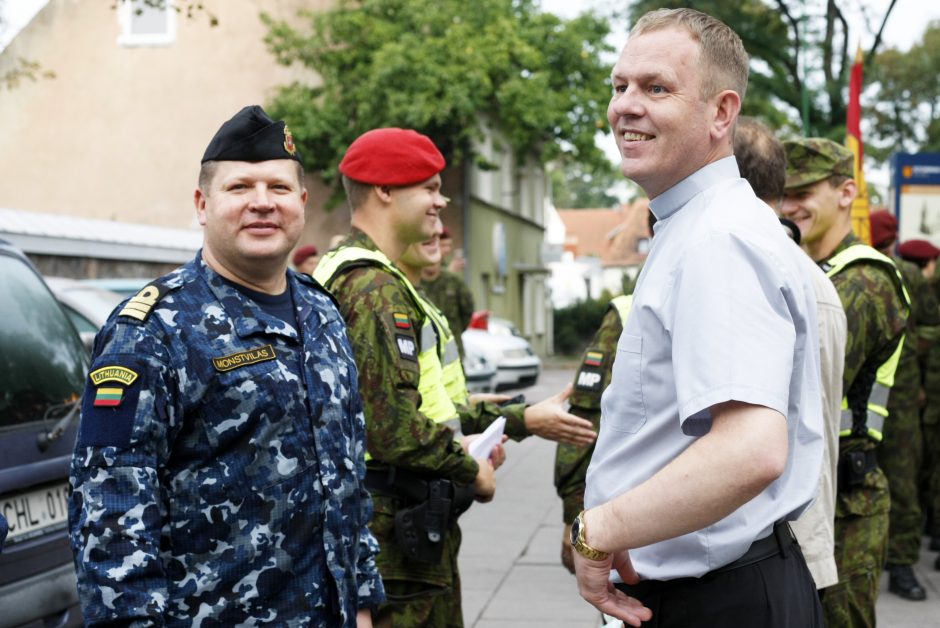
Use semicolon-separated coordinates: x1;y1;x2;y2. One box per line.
783;138;854;190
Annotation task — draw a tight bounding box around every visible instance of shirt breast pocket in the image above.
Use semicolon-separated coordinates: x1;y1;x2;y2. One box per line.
605;333;647;434
200;358;310;497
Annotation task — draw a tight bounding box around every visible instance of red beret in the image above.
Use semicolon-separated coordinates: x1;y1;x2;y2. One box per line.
339;128;445;186
898;239;940;263
869;210;898;248
440;226;452;240
292;244;318;266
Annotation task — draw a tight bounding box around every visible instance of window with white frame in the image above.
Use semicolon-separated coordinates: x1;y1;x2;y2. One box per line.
117;1;176;47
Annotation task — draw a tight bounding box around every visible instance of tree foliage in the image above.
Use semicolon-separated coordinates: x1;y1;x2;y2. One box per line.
868;21;940;159
262;0;614;193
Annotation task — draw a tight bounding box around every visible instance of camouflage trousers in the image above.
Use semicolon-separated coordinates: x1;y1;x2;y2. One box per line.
371;504;464;628
881;403;924;564
821;467;890;628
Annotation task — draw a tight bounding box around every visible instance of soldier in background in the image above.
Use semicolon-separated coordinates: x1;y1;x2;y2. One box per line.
421;227;475;359
68;106;383;626
897;238;940;569
292;243;320;275
554;294;632;574
783;138;909;627
869;211;937;600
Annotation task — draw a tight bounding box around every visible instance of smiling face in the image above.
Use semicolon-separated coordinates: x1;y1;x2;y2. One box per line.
780;177;856;260
195;159;307;281
389;174;447;246
607;27;727;198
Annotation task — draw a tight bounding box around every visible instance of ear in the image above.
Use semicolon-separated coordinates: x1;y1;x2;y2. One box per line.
837;179;858;210
711;89;741;144
374;184;393;204
194;188;208;227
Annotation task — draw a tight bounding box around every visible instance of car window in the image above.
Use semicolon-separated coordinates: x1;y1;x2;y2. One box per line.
62;305;98;334
0;255;87;429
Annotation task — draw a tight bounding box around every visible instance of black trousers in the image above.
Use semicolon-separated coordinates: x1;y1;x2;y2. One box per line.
614;541;823;627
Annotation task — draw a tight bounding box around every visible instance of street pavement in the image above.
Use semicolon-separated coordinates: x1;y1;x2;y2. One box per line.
459;366;940;627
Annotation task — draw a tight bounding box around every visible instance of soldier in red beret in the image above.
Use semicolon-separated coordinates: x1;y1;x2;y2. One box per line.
897;236;940;567
314;128;593;627
869;211;940;600
292;244;320;275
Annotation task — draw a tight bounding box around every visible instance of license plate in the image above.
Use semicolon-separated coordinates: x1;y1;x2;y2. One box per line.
1;481;70;544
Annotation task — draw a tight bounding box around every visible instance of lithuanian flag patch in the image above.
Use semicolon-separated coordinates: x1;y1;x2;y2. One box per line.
393;313;411;329
93;387;124;407
584;351;604;367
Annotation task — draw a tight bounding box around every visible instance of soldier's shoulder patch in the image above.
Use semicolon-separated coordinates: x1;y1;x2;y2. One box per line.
118;282;170;323
79;359;144;448
575;367;604;392
395;333;418;362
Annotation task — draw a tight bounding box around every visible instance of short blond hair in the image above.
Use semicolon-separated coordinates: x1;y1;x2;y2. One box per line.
631;8;749;102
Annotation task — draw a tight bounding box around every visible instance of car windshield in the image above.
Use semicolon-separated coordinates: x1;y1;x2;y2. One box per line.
61;286;123;331
0;256;87;428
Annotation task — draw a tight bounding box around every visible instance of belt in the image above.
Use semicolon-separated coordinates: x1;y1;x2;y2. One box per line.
364;467;475;517
713;520;794;574
614;521;796;598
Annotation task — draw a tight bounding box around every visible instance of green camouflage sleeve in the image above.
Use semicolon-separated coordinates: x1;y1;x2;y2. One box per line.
331;266;478;484
454;274;475;334
830;262;908;401
459;401;529;441
554;307;623;523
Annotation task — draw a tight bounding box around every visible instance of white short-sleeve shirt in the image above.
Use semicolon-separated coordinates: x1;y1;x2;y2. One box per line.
585;156;825;580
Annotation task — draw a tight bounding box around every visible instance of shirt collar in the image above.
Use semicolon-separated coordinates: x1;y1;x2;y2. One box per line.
648;155;740;222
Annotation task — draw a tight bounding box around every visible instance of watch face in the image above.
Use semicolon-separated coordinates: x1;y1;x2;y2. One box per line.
570;517;580;546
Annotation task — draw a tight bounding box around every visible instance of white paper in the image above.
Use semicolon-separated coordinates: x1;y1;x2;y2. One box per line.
468;416;506;459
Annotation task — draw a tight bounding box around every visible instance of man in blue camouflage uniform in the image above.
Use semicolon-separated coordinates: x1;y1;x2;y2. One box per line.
68;106;384;627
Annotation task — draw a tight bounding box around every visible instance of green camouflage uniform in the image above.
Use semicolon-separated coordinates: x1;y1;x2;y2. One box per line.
421;270;474;359
922;276;940;538
883;257;936;565
321;229;528;627
554;303;625;524
821;234;908;628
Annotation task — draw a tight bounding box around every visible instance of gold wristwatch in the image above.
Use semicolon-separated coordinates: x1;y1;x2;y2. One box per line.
570;510;610;561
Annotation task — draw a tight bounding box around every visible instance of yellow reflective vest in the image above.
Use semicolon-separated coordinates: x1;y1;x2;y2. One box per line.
822;244;911;441
314;246;461;439
610;294;634;327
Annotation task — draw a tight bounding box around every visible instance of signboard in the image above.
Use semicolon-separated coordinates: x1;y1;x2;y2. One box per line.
892;153;940;245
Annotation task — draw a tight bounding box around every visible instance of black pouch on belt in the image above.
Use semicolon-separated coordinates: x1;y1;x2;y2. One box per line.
839;450;873;490
395;479;453;564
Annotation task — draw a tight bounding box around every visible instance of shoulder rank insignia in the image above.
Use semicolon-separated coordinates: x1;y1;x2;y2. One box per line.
393;312;411;329
212;345;277;372
119;282;169;322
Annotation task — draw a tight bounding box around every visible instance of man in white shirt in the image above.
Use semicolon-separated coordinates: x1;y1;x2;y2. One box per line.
571;9;825;627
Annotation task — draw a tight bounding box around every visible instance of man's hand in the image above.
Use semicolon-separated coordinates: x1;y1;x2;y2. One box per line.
561;524;576;574
524;385;597;445
574;550;651;627
460;434;508;470
473;457;497;502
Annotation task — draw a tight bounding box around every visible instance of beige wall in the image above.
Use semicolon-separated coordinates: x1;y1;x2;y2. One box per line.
0;0;331;233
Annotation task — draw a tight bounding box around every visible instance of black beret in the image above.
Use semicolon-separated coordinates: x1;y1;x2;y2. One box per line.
201;105;301;164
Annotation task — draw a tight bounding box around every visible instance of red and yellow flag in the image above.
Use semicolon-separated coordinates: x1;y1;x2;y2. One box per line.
846;45;871;244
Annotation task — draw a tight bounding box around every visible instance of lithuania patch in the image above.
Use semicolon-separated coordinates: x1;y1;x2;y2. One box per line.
90;365;139;387
395;334;418;362
393;312;411;329
119;283;169;322
584;351;604;367
93;387;124;407
212;345;277;372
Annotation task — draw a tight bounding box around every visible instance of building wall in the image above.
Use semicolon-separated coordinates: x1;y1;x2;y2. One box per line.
0;0;325;230
467;119;550;355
